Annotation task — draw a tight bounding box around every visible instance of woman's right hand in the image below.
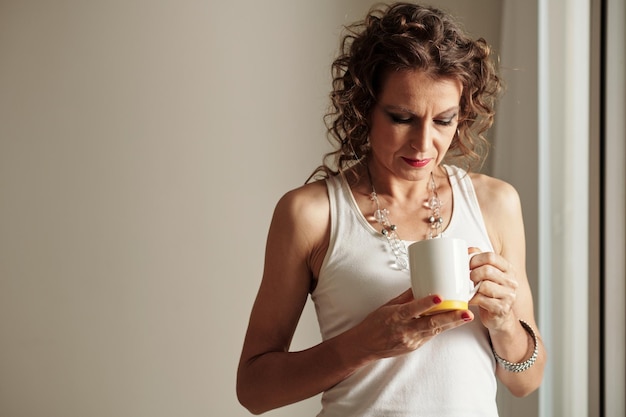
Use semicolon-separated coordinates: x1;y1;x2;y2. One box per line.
350;289;474;360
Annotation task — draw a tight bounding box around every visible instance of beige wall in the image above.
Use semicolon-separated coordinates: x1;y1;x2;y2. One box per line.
0;1;366;416
0;1;532;417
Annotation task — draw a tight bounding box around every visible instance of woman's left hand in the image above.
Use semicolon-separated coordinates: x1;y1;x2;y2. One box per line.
468;249;519;332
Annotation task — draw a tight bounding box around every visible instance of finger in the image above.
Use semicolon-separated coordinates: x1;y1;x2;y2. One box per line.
416;309;474;336
471;264;518;289
396;294;444;320
470;251;513;274
468;247;482;268
469;281;516;315
468;246;482;259
472;280;517;304
468;246;482;255
469;292;514;318
385;288;415;306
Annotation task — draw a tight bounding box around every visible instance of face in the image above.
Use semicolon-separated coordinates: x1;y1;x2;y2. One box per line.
368;69;463;182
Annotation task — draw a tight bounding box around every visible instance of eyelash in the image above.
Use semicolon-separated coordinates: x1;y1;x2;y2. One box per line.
389;114;454;126
390;115;412;124
435;119;454;126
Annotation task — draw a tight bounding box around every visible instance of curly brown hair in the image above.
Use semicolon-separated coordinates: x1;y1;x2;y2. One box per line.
308;2;502;181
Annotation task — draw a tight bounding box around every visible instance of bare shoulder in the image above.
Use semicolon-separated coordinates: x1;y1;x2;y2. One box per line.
273;179;329;233
468;172;522;215
468;172;524;253
269;179;330;275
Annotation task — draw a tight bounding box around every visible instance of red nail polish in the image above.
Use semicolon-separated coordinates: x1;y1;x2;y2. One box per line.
461;312;472;321
433;296;442;304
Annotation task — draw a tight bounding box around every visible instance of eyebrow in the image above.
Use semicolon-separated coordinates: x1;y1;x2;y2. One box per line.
384;105;460;117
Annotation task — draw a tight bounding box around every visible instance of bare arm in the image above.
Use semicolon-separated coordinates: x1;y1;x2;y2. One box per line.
237;181;473;414
236;182;367;413
470;174;546;397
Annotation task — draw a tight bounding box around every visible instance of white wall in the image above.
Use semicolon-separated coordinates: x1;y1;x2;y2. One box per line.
0;1;528;416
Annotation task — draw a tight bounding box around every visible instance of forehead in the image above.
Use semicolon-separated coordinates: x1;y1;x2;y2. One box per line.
377;69;463;108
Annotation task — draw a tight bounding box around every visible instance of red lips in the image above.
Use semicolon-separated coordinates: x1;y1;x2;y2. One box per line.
402;157;432;168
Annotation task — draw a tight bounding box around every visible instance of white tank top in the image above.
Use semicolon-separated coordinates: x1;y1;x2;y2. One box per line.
312;165;499;417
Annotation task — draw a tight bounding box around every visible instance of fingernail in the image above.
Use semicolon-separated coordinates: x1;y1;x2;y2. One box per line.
433;296;442;304
461;312;472;322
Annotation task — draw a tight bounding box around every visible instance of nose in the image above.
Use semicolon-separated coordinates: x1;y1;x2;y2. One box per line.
409;123;434;152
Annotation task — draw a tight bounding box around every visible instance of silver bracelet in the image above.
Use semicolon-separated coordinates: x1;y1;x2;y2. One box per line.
492;319;538;373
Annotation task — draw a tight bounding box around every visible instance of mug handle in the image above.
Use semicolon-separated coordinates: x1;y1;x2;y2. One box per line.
468;251;482;299
469;281;482;299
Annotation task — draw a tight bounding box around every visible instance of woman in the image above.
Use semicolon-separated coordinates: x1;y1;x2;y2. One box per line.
237;3;545;416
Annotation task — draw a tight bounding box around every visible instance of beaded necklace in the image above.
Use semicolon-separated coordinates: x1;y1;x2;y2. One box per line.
367;168;444;270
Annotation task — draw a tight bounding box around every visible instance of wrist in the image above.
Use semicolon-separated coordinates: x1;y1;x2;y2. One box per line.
491;319;539;372
487;312;520;336
331;326;377;373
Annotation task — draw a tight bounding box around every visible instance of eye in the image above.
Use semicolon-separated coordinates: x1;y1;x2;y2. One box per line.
434;119;454;126
389;113;412;124
434;113;458;127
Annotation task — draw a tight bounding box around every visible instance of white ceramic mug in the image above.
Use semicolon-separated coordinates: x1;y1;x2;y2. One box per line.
408;237;480;315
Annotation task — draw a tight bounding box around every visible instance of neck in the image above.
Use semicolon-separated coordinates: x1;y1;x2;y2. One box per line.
366;161;445;240
365;160;444;203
